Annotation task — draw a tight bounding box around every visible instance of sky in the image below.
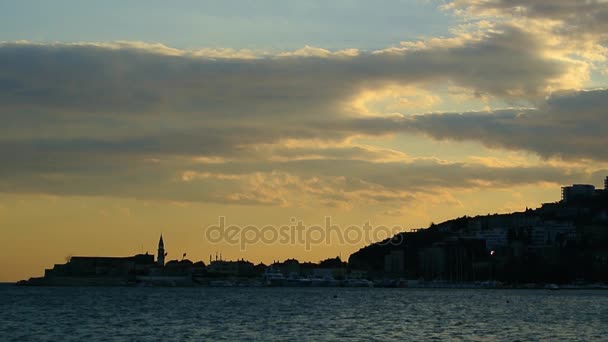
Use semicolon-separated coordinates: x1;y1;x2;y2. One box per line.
2;0;608;281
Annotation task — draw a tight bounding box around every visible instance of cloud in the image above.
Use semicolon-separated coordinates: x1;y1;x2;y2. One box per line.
0;30;587;147
0;17;604;207
0;142;586;207
446;0;608;34
445;0;608;67
1;85;602;207
396;88;608;161
0;29;579;121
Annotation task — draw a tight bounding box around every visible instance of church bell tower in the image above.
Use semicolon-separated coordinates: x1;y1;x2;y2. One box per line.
157;234;165;267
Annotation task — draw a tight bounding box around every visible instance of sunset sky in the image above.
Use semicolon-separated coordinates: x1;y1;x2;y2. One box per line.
2;0;608;281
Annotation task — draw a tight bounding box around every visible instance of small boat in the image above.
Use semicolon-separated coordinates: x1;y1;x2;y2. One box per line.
344;278;373;287
263;266;286;286
545;283;560;290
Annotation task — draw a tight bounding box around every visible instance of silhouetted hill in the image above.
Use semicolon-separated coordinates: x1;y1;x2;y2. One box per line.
349;189;608;283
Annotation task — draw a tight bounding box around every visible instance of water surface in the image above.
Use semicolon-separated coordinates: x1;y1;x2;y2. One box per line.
1;285;606;341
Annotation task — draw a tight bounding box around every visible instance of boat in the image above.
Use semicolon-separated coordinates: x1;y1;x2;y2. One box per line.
286;273;308;287
263;266;286;286
309;275;339;287
545;283;560;290
344;278;373;287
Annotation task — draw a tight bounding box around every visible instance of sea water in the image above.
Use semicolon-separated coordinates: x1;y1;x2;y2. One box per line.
1;285;607;341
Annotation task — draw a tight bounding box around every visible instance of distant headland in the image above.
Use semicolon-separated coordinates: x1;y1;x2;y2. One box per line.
18;177;608;289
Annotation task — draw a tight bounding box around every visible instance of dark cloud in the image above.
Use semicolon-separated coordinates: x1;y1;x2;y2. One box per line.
395;89;608;161
448;0;608;33
446;0;608;54
0;31;579;147
0;37;601;205
0;30;571;119
0;151;584;205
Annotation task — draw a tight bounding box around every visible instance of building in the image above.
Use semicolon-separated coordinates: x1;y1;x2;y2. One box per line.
418;238;486;281
207;260;238;275
157;234;165;267
562;184;596;202
529;221;576;248
384;250;404;275
39;254;156;285
462;226;508;252
207;259;255;277
277;258;301;277
21;234;210;286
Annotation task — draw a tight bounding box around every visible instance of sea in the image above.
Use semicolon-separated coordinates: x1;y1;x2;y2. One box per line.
1;285;607;341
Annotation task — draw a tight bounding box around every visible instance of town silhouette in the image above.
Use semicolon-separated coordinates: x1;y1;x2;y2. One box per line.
19;177;608;289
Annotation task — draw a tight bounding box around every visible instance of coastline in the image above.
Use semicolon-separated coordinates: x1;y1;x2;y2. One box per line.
14;277;608;290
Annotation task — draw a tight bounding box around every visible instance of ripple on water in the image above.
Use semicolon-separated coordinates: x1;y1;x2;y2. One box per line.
0;286;607;341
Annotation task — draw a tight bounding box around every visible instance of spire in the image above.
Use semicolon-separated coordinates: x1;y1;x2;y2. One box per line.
157;234;165;267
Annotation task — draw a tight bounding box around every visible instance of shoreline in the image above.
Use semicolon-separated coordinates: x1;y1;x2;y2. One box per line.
13;279;608;290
